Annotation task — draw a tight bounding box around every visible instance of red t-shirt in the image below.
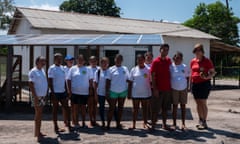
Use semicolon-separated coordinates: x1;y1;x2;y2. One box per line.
150;56;171;91
190;57;214;83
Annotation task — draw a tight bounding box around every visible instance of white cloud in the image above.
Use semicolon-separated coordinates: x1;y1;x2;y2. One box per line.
29;3;60;11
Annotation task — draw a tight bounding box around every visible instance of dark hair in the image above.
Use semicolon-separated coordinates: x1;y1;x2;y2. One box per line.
144;51;153;57
173;51;183;60
137;54;145;60
35;56;46;65
78;54;85;60
193;43;204;54
160;43;170;50
115;54;123;61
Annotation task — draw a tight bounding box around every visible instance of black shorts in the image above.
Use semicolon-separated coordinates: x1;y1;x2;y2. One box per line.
71;94;88;105
52;92;67;101
132;97;151;100
192;81;211;99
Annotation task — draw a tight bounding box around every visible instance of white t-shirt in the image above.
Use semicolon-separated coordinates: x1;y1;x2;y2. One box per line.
94;68;110;96
144;63;152;69
107;65;129;93
66;65;93;95
63;66;71;79
129;66;151;98
48;64;66;93
88;66;100;86
28;67;48;97
170;63;189;91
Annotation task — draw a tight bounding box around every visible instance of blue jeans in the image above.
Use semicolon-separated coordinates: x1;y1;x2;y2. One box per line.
98;95;118;123
98;95;106;123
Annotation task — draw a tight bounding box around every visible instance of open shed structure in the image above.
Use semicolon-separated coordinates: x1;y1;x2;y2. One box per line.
0;34;163;109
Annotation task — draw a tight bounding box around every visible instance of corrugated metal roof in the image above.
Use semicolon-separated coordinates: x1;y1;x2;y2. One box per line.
10;7;218;40
0;34;163;46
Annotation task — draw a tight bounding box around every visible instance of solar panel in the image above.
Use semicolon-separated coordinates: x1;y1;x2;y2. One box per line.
0;34;163;46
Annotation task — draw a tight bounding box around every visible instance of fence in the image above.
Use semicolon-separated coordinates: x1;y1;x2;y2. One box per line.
213;66;240;87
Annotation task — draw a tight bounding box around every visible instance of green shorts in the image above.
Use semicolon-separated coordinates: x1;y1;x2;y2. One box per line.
109;90;128;99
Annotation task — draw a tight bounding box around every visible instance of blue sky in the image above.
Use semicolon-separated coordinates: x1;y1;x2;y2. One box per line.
14;0;240;23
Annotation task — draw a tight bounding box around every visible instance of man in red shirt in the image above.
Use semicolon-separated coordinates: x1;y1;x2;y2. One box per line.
150;44;171;130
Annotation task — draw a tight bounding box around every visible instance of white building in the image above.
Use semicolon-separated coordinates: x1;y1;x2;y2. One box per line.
9;7;218;75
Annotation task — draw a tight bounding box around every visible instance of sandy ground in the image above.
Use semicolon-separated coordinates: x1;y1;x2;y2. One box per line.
0;88;240;144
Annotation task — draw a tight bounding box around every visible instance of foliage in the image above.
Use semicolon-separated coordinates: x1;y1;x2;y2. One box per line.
59;0;121;17
184;1;240;46
0;47;7;55
0;0;15;29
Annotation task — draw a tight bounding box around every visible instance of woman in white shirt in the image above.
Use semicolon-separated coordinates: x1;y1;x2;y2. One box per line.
29;56;48;142
93;57;109;128
48;53;70;133
67;54;93;128
106;54;129;130
170;51;189;131
88;56;100;127
128;54;151;129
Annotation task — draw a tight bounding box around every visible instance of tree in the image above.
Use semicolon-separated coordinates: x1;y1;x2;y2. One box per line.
184;1;240;46
0;0;14;29
59;0;121;17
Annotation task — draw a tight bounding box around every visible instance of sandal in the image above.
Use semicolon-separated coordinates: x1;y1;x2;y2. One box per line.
39;132;47;137
128;126;136;130
116;124;124;130
181;125;188;131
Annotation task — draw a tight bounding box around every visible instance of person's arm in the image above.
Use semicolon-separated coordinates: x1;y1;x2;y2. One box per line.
105;79;111;99
151;72;159;97
67;80;72;97
48;78;54;94
29;81;39;106
127;80;132;99
89;79;94;96
206;68;216;79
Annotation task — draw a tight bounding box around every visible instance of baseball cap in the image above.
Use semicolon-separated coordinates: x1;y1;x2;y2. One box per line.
65;55;74;60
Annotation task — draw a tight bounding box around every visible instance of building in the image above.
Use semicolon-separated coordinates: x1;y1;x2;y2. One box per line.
9;7;218;75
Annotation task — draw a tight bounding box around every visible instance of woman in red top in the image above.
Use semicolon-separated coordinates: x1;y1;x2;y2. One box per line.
190;43;216;130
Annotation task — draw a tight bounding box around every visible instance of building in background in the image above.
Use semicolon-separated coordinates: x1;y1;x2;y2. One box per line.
9;7;218;75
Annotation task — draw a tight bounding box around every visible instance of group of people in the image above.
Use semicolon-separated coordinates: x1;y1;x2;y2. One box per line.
29;43;216;141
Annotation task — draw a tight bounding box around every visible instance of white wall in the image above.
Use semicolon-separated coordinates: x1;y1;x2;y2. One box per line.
14;16;42;75
153;36;210;67
15;16;41;34
101;46;149;70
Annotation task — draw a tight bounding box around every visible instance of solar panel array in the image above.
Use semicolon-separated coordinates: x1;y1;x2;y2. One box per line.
0;34;163;46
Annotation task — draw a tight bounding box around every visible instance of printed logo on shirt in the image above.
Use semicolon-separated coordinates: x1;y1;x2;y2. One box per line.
82;70;86;75
144;73;148;78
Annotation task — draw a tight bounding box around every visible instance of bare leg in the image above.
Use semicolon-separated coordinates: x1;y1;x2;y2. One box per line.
80;104;87;127
107;98;117;129
52;99;59;132
88;96;94;126
180;104;186;129
141;99;149;129
73;104;79;126
116;97;126;128
34;106;43;140
60;99;70;128
131;99;140;129
195;99;204;121
172;104;178;127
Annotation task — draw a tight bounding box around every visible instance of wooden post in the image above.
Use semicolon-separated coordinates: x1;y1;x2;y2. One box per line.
46;45;50;71
29;45;34;69
239;66;240;88
5;45;13;111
